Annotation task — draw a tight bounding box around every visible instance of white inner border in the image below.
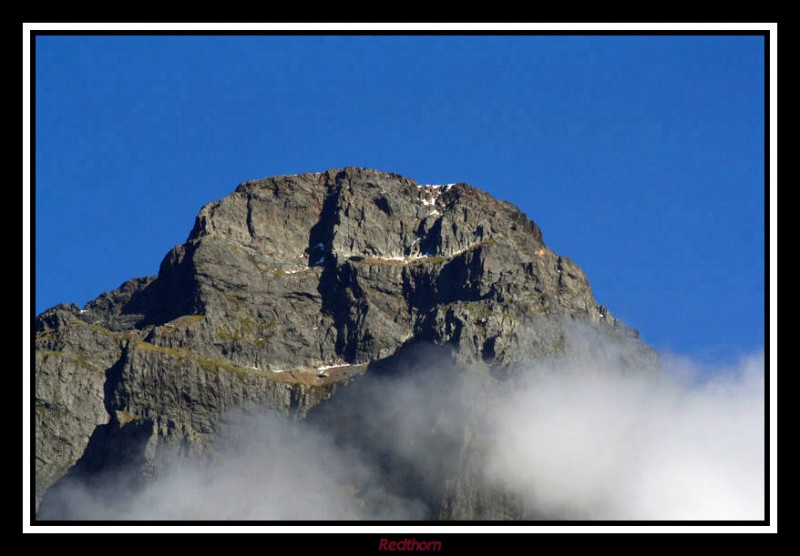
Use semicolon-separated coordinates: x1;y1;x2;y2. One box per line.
22;21;778;535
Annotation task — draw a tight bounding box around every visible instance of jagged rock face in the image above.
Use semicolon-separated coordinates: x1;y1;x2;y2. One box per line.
34;167;642;517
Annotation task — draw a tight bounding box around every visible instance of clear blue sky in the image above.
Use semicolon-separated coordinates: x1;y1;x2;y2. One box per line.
34;35;765;360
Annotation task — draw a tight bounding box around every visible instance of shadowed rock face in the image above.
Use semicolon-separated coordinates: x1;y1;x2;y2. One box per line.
34;167;649;518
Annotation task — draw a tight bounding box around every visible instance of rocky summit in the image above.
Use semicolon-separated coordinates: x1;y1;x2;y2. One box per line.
34;167;651;519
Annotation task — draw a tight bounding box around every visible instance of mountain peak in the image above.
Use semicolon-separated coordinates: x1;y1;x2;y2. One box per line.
35;169;648;516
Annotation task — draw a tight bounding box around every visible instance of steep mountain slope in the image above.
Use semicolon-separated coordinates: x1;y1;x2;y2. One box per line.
34;167;650;518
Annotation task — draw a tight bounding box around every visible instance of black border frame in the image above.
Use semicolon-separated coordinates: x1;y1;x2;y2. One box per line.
26;26;773;532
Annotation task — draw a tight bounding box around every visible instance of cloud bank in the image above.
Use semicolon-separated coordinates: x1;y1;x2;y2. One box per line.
38;329;764;521
485;348;764;520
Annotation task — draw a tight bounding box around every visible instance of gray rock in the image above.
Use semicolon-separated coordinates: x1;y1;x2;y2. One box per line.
34;167;653;518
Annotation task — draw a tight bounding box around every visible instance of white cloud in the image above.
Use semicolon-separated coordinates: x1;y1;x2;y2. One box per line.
39;330;764;521
485;348;764;519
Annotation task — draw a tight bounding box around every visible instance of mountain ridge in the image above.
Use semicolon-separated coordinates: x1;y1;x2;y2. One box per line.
34;167;652;518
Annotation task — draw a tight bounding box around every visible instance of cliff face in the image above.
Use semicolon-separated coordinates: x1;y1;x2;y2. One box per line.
34;168;649;518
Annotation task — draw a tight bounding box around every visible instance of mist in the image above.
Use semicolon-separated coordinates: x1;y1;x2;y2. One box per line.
485;346;764;520
39;412;427;520
38;329;765;521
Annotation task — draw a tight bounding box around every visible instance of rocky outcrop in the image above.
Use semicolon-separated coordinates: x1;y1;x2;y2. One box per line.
34;167;649;517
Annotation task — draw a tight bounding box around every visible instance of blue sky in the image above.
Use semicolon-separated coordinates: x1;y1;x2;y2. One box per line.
34;35;765;360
